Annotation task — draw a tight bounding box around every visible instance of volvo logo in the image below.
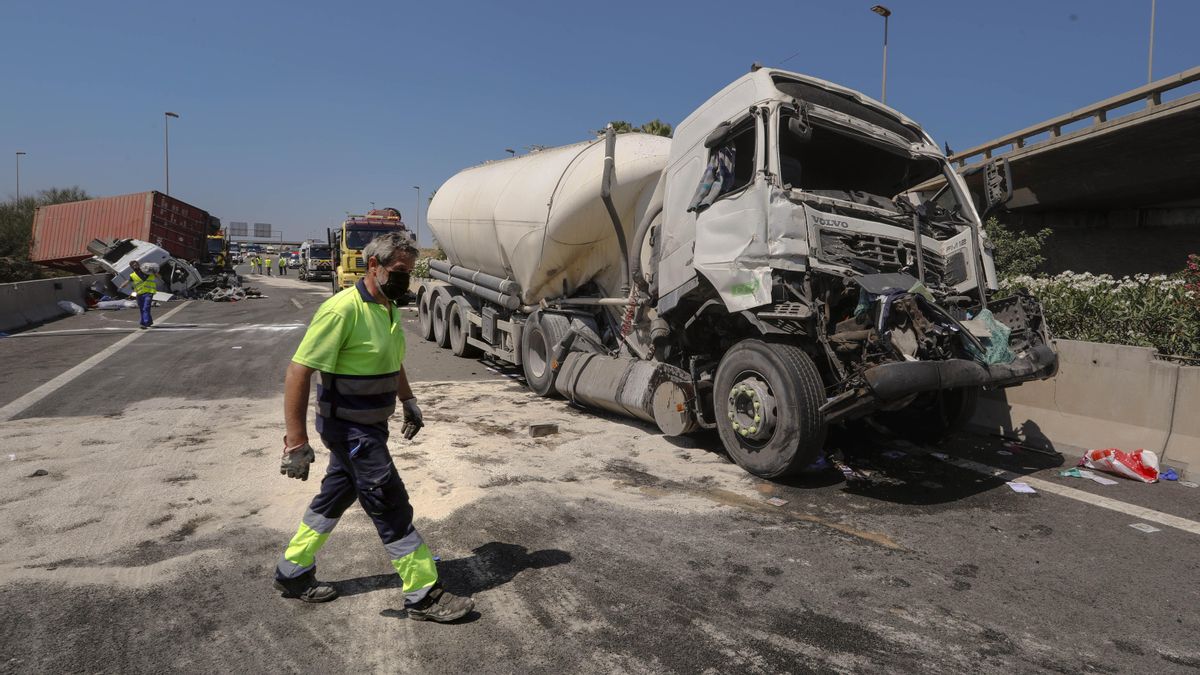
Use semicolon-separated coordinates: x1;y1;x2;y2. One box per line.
812;214;850;229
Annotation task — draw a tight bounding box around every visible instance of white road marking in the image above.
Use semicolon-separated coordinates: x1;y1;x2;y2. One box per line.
946;455;1200;536
0;302;192;422
290;298;303;309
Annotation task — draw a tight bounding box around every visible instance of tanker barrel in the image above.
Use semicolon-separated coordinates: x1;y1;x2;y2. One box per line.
429;269;522;311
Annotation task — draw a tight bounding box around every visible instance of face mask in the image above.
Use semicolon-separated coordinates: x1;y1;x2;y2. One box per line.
378;269;411;305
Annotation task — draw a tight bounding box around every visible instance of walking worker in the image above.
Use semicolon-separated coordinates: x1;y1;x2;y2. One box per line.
275;231;473;622
128;260;158;329
279;255;287;276
264;255;273;276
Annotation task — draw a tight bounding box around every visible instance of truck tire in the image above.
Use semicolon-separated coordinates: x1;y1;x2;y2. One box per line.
432;293;452;349
417;289;436;342
714;340;827;479
520;311;571;397
448;297;481;358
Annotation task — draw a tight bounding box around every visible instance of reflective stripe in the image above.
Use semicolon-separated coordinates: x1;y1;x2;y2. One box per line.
320;372;400;396
383;526;424;560
301;508;339;535
276;522;332;579
316;401;396;424
391;542;439;604
276;555;314;580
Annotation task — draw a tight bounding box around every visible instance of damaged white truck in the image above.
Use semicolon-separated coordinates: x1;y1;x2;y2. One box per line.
419;66;1057;479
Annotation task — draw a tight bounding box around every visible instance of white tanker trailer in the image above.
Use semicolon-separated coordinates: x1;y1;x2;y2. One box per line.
419;66;1058;479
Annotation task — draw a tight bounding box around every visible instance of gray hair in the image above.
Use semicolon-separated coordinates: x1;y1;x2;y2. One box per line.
362;231;419;266
141;262;160;274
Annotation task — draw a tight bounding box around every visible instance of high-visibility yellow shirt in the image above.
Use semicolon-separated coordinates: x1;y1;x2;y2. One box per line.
279;258;285;268
130;271;157;296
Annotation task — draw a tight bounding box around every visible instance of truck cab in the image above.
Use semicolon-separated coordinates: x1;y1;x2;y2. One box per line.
298;241;333;282
328;208;413;293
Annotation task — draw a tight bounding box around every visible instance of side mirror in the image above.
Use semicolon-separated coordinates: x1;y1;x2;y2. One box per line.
787;116;812;143
982;157;1013;215
704;122;732;149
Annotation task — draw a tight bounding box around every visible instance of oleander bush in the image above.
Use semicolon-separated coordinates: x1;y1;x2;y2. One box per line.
1002;266;1200;359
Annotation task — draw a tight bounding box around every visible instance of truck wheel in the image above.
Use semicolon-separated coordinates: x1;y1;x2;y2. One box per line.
432;293;452;348
521;311;570;397
448;298;481;358
714;340;827;479
417;289;436;342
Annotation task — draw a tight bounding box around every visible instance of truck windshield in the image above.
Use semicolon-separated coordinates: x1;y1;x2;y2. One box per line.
309;246;331;259
778;115;942;200
207;239;224;254
345;228;388;249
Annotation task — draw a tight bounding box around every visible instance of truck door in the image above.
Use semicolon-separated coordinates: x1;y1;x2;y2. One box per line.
691;111;772;311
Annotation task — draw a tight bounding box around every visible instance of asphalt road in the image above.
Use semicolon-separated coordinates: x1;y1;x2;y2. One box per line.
1;269;1198;674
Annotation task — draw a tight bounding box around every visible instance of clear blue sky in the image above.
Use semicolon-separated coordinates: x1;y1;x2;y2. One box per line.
3;0;1195;244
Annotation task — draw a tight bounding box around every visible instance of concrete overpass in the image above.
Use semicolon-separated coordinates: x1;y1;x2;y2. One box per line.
926;67;1200;275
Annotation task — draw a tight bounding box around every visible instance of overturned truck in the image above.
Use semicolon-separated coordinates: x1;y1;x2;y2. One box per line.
419;66;1057;479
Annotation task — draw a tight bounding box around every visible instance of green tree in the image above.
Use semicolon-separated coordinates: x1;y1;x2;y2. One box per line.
638;119;673;137
0;187;91;281
602;119;673;137
982;216;1052;279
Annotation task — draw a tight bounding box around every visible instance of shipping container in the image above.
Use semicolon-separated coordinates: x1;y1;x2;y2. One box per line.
29;191;214;272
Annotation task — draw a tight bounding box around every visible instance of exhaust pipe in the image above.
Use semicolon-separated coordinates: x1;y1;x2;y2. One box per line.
601;126;630;291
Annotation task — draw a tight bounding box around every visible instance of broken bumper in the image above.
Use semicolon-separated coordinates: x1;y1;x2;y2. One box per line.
862;343;1058;403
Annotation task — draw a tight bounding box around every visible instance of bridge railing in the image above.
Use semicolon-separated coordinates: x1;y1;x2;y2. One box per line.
949;66;1200;168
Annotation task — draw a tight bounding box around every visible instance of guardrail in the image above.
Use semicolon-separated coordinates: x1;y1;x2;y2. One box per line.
949;66;1200;168
0;274;110;333
969;339;1198;478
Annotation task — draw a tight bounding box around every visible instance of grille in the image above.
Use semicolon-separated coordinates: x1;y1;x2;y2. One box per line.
819;229;948;286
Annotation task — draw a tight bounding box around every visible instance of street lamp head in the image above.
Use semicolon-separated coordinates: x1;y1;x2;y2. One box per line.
871;4;891;17
412;185;420;190
504;148;515;156
15;151;26;156
165;111;180;118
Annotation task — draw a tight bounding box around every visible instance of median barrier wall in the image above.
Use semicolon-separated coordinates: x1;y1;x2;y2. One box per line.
0;274;111;333
969;339;1199;477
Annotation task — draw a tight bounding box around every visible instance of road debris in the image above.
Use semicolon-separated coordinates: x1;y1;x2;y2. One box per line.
1059;468;1119;486
1180;481;1199;489
1160;466;1179;481
28;469;49;477
766;497;789;507
57;300;85;315
1006;481;1037;494
1129;523;1161;534
529;423;559;438
1080;448;1160;483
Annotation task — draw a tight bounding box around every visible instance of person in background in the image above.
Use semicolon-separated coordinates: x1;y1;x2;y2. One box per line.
129;260;158;329
265;255;273;276
279;255;287;276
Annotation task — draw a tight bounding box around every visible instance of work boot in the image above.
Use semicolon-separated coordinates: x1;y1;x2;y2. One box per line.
406;584;474;622
273;570;339;603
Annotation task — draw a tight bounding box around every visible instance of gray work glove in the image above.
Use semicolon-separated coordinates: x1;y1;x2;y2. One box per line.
401;398;424;440
281;439;316;481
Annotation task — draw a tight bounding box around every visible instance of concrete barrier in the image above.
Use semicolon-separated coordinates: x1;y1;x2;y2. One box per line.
970;339;1200;477
0;274;111;333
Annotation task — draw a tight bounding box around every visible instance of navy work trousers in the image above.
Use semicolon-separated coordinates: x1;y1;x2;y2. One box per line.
136;294;153;327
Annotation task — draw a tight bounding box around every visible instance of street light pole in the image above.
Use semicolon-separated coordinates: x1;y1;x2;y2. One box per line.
164;112;179;195
15;151;26;201
1148;0;1157;84
412;186;421;248
871;5;891;104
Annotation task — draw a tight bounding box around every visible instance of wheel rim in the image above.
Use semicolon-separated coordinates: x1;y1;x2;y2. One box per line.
527;328;549;379
725;371;778;448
